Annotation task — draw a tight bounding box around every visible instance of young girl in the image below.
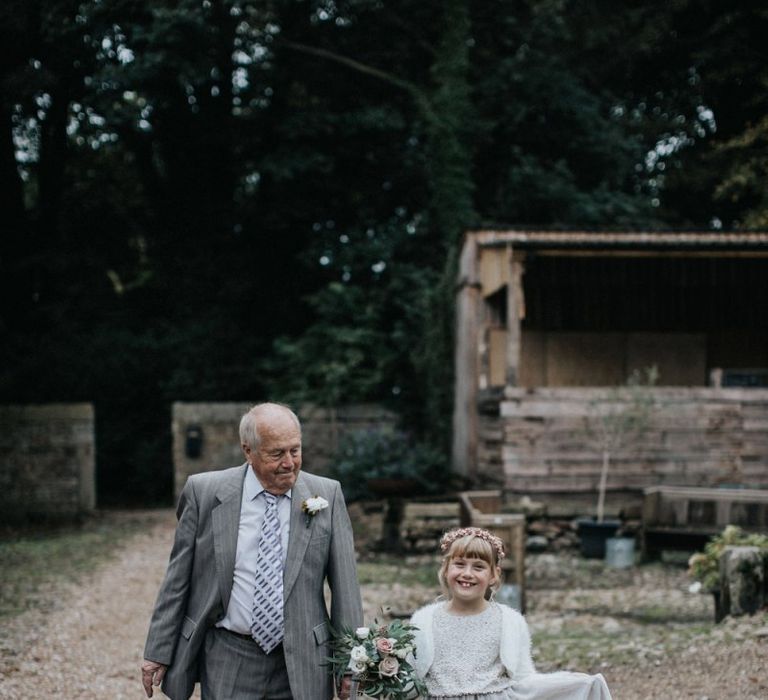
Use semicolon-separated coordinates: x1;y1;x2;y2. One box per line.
409;527;612;700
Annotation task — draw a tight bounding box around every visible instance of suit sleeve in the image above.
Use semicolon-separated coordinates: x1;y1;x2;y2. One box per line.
143;478;200;665
327;481;364;631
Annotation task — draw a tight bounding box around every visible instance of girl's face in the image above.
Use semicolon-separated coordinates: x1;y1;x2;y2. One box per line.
445;555;499;604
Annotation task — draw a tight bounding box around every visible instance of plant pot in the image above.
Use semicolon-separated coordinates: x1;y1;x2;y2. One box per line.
576;518;621;559
605;536;636;568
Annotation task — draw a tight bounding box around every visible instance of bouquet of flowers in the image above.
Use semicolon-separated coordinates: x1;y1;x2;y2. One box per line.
327;618;426;700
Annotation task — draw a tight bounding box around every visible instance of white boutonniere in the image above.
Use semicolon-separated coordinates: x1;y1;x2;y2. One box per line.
301;495;329;527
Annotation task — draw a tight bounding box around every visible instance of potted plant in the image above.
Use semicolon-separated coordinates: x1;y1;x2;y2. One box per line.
688;525;768;622
577;367;657;558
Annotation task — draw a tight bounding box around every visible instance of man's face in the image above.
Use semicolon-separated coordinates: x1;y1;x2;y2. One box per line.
244;414;302;495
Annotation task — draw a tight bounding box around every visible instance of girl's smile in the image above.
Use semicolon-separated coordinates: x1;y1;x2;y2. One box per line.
445;556;499;610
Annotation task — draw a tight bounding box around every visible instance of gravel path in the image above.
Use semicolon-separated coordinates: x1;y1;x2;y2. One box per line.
0;511;181;700
1;511;766;699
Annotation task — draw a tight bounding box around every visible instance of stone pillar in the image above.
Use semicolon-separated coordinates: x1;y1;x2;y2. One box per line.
0;403;95;522
718;545;766;619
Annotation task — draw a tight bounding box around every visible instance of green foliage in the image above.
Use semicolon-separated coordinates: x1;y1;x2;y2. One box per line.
263;282;394;408
688;525;768;594
713;116;768;228
327;618;427;699
471;1;658;228
3;0;766;506
327;428;450;502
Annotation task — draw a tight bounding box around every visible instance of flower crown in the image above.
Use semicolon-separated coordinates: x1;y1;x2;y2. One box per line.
440;527;506;561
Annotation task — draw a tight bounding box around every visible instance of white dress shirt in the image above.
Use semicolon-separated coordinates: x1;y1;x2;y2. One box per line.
217;467;292;634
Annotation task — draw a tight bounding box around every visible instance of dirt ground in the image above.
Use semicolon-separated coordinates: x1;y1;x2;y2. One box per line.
0;509;766;699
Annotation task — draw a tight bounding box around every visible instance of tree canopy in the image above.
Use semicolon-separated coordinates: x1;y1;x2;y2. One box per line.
1;0;766;504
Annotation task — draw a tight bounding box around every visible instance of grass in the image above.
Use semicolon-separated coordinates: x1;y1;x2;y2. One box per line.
0;510;161;621
532;617;716;672
357;555;438;588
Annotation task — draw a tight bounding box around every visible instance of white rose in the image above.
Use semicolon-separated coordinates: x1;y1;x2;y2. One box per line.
304;496;329;514
688;581;702;594
348;659;367;674
350;645;369;663
394;648;407;659
356;627;370;639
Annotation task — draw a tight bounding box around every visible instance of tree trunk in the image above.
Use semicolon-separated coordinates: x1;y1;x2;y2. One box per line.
597;449;610;522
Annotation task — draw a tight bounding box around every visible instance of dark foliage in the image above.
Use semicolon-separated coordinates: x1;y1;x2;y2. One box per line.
1;0;764;504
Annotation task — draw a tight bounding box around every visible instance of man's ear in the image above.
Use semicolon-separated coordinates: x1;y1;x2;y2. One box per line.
242;443;252;462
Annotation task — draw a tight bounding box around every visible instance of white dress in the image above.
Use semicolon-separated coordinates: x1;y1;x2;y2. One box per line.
409;602;612;700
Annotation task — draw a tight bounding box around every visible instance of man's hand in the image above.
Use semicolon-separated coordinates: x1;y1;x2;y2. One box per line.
338;675;353;700
141;659;167;698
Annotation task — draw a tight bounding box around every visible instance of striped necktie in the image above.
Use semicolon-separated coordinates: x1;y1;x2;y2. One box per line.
250;491;284;653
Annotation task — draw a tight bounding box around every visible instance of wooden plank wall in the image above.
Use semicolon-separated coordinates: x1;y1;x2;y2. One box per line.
483;388;768;495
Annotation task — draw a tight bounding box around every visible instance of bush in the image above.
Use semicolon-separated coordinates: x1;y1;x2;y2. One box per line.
688;525;768;593
328;428;451;501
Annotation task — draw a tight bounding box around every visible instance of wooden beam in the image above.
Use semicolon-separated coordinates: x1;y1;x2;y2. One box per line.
505;247;525;386
527;249;768;259
453;236;481;477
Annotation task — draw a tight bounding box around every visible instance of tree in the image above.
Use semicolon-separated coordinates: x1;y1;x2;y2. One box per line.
3;1;762;506
585;367;658;523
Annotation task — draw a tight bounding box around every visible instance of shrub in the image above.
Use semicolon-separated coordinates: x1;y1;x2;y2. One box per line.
328;428;450;501
688;525;768;593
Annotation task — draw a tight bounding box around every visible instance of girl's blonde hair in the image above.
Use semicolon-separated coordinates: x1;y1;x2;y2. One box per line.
437;528;503;599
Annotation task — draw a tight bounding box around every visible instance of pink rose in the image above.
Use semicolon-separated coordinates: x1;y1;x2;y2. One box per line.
378;656;399;678
375;637;394;655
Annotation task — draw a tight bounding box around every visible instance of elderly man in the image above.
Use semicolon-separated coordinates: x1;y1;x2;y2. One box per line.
142;403;363;699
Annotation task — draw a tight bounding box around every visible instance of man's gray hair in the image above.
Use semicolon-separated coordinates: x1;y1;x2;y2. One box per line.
239;403;301;449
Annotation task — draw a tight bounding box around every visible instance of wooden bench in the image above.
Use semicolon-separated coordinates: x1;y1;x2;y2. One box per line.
458;490;526;611
641;486;768;559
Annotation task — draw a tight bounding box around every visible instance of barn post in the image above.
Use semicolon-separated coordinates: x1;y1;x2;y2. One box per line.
505;246;525;388
452;233;482;479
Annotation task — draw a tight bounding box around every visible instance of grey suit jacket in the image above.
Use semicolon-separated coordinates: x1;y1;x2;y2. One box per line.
144;465;363;700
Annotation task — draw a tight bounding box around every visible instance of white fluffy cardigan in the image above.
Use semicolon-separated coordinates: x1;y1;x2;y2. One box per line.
408;601;536;681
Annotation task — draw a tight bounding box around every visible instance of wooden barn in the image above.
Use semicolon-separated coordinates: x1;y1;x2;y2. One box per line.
452;230;768;514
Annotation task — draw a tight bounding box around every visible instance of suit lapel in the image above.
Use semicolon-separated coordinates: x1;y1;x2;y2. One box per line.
283;472;312;602
212;464;247;613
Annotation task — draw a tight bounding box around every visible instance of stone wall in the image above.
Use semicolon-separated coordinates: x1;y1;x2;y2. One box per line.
0;404;95;522
172;402;398;500
477;387;768;515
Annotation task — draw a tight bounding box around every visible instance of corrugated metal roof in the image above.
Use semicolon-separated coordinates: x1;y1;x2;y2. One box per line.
470;229;768;249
